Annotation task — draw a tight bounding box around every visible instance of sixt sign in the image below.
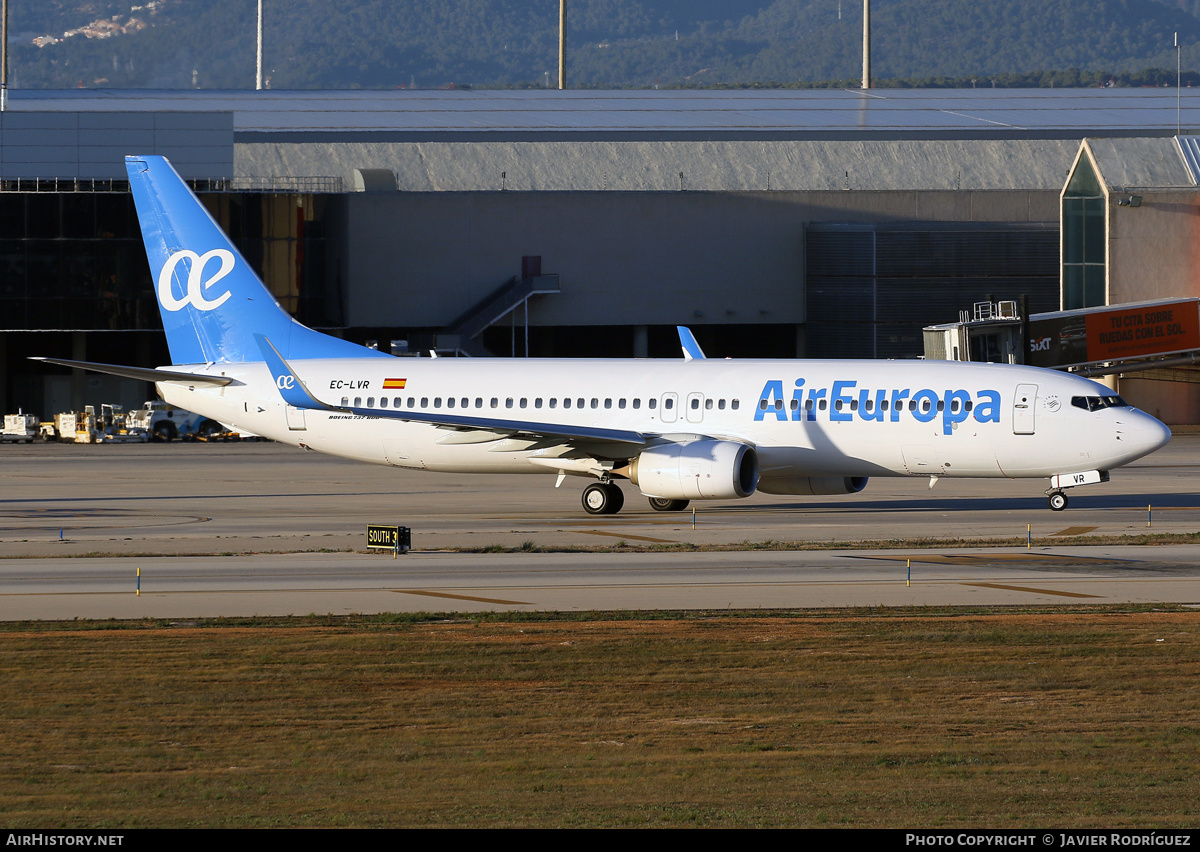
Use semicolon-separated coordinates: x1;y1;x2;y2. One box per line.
754;379;1001;436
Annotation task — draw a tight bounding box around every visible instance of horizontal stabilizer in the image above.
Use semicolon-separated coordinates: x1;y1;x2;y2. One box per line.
28;357;234;386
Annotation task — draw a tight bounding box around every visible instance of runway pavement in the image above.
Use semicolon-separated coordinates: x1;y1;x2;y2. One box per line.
1;437;1198;619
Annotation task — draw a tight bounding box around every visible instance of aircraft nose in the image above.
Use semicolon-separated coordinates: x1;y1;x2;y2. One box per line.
1120;411;1171;458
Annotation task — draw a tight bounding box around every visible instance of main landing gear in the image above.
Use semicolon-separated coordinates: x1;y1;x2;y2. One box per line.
581;482;693;515
582;481;625;515
1047;491;1068;512
648;497;690;512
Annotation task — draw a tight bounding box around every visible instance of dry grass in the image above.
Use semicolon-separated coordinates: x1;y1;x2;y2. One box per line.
8;530;1200;560
1;609;1198;827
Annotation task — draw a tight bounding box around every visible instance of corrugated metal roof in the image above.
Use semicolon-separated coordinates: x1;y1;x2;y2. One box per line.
1176;136;1200;185
11;88;1200;139
1085;137;1197;188
239;138;1077;191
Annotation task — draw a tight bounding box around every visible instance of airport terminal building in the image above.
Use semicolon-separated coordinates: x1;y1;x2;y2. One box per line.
3;88;1200;422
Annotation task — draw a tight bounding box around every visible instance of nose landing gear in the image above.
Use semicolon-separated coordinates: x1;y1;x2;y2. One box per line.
1045;469;1109;512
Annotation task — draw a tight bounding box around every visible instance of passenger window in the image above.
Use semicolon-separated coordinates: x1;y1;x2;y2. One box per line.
461;398;468;408
550;398;557;409
447;398;455;409
605;399;612;409
591;399;598;409
407;397;415;408
667;398;676;410
476;398;483;408
649;399;657;410
354;397;362;407
535;398;543;409
367;397;375;407
564;398;572;409
341;397;349;406
619;399;626;409
434;397;442;408
731;400;740;410
693;398;701;410
506;398;514;409
577;398;585;408
719;399;726;410
633;399;641;409
520;398;528;408
490;398;498;408
421;397;428;408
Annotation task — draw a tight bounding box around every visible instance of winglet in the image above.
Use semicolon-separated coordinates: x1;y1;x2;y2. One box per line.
255;334;336;410
677;326;706;361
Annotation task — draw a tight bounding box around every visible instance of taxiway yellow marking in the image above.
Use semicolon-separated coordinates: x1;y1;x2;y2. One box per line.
393;589;532;605
857;553;1121;566
961;582;1102;599
1049;526;1099;536
576;531;679;544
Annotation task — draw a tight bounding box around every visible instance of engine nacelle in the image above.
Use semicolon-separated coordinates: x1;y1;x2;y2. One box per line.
630;440;759;501
757;475;869;496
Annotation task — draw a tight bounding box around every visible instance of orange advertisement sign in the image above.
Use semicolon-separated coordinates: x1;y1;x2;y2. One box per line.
1085;301;1200;362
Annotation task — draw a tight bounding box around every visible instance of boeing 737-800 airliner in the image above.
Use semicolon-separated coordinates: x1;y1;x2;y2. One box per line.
36;156;1171;515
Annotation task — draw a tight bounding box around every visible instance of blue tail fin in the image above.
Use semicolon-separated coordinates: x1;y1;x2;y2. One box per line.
125;155;385;365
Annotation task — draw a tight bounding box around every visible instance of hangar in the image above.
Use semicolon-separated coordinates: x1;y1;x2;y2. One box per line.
2;88;1200;422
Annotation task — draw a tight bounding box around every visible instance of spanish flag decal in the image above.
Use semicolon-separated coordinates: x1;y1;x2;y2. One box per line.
383;378;407;390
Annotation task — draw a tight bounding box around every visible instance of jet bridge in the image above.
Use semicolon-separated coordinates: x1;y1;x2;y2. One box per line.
924;298;1200;378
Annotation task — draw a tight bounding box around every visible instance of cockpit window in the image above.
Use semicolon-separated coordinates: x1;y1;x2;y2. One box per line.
1071;395;1128;412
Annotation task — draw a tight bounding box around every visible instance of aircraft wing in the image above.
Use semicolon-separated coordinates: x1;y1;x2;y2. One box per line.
256;335;649;448
344;406;648;446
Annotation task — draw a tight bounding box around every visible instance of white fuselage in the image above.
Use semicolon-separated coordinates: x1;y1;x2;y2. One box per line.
155;357;1170;488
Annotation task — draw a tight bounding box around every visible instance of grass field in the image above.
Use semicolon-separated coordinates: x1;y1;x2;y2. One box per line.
2;608;1198;828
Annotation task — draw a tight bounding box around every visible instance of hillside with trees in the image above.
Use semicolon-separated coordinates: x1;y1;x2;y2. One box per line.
6;0;1200;90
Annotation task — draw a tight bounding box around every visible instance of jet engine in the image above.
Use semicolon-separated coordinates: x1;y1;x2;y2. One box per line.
756;475;869;495
629;440;759;501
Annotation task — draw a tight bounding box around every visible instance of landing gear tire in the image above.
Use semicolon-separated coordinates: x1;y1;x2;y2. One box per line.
1048;491;1068;512
154;422;176;443
648;497;690;512
583;482;624;515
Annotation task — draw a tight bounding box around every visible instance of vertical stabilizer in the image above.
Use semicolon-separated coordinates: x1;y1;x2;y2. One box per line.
125;155;384;365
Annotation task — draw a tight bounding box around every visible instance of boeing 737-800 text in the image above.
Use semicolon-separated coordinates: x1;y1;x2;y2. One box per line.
35;156;1171;515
